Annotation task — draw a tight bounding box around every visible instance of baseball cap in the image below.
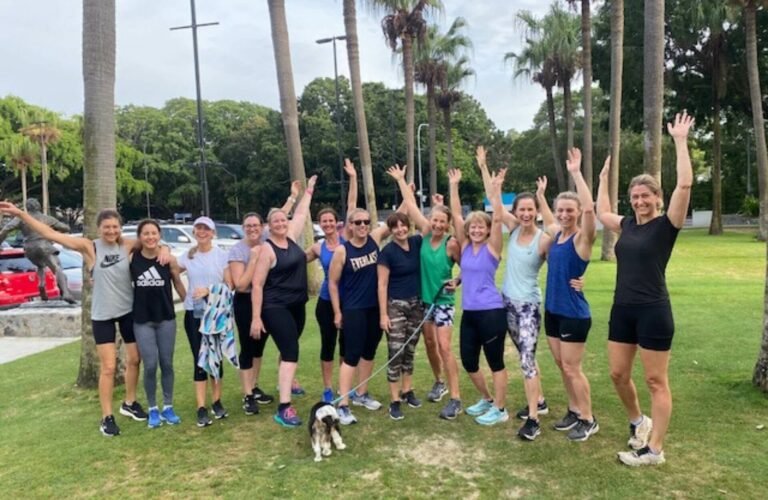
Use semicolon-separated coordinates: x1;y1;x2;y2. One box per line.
193;216;216;230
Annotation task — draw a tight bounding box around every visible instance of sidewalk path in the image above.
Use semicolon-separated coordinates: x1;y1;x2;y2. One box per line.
0;337;78;365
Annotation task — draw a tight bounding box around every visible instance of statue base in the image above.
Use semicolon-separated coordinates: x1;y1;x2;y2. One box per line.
0;303;81;338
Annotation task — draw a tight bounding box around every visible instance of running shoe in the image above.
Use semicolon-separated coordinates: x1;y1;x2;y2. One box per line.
515;400;549;420
242;395;260;416
426;381;449;402
100;415;120;437
389;401;404;421
252;386;275;405
274;405;302;428
119;401;148;421
628;416;653;450
617;446;666;466
147;408;162;429
567;418;599;442
350;392;382;411
337;405;357;425
197;407;213;427
553;409;580;431
438;398;463;420
212;400;228;420
160;406;181;425
518;417;541;441
466;398;493;417
475;407;510;426
291;381;306;397
400;390;422;409
322;388;334;404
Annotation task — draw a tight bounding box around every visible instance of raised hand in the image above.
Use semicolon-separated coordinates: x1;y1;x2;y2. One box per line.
667;111;694;140
566;148;582;174
536;176;548;198
343;158;357;178
448;168;462;185
290;180;302;199
307;175;318;191
476;145;487;168
599;156;611;183
386;164;406;182
432;193;444;206
0;201;22;216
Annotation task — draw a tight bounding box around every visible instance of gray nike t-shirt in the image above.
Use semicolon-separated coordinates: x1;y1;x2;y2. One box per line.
91;239;133;321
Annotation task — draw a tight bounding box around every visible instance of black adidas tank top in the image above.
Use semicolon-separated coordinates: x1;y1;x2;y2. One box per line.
130;252;175;323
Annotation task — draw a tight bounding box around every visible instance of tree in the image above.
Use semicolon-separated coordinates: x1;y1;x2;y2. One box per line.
0;135;39;208
343;0;377;221
20;121;62;215
436;56;474;174
549;3;581;164
643;0;665;183
79;0;116;388
567;0;594;191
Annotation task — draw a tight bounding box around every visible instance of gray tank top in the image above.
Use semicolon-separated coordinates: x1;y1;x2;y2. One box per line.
91;239;133;320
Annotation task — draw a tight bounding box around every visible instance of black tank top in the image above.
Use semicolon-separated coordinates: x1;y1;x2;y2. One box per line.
341;237;379;310
130;252;175;323
263;238;308;308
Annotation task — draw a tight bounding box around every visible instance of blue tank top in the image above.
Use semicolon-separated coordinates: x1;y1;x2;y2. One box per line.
340;237;379;310
545;233;590;319
319;238;344;301
502;227;545;304
460;243;503;311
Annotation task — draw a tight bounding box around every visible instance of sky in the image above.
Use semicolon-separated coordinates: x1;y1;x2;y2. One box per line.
0;0;560;133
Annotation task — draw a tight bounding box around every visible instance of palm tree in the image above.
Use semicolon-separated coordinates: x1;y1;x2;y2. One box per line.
80;0;116;388
0;135;39;208
436;56;474;175
643;0;664;184
549;4;581;157
343;0;377;221
20;120;61;215
567;0;594;191
374;0;443;184
601;0;624;261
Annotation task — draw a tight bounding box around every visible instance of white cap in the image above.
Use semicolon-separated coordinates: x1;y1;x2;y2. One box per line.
193;216;215;230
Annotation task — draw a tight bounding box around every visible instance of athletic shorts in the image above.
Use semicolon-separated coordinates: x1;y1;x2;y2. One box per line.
92;313;135;345
544;311;592;343
423;303;455;328
608;302;675;351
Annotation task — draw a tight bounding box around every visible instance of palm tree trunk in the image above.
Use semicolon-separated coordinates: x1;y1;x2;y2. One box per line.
80;0;116;389
709;77;723;235
564;79;575;190
581;0;593;192
343;0;377;221
21;166;28;209
427;84;437;198
643;0;664;185
403;34;416;184
546;86;566;192
443;105;454;172
601;0;623;261
40;141;49;215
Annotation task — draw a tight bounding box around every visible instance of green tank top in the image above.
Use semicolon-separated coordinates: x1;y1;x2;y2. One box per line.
420;233;455;305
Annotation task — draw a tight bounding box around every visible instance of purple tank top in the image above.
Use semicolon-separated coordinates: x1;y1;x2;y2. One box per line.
460;243;503;311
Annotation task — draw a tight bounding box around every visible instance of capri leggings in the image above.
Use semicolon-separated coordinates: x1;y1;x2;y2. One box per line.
460;308;507;373
92;313;135;345
134;319;176;408
261;302;306;363
233;292;270;369
184;311;221;382
315;298;345;362
342;306;382;367
385;297;424;383
504;297;541;379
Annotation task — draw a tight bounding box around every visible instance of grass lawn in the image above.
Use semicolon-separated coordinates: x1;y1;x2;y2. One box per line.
1;229;767;498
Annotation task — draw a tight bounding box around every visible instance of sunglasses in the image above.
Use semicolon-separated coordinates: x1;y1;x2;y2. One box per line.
351;219;371;226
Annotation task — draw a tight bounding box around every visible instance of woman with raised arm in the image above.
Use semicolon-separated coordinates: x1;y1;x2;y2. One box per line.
306;159;358;403
0;203;164;436
387;165;463;420
448;168;510;426
597;112;694;466
536;148;599;442
251;176;317;428
328;206;392;425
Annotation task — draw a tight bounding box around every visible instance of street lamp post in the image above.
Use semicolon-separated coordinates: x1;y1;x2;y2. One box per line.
417;122;429;211
216;164;240;221
316;35;347;216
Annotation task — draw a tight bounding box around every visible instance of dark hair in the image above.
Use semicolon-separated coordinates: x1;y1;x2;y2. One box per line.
136;218;161;236
96;209;122;227
242;212;264;224
317;207;339;222
512;192;538;211
386;212;410;230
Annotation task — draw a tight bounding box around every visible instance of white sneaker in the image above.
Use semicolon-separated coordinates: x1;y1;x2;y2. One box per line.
618;446;665;466
337;406;357;425
350;392;382;411
628;416;653;450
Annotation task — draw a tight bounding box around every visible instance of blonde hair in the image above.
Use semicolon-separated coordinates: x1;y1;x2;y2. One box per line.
628;174;664;210
267;208;287;223
554;191;580;209
463;211;492;240
346;208;369;224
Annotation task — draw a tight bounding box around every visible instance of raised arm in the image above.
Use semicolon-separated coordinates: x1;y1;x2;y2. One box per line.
666;112;695;229
488;168;507;258
0;216;22;244
387;164;430;234
279;180;302;215
344;159;358;213
476;145;493;199
596;156;623;232
287;175;317;242
328;246;346;329
535;176;558;236
448;169;466;248
567;148;598;257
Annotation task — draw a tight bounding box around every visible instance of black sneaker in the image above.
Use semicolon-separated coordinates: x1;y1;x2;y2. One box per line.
515;400;549;420
197;407;213;427
100;415;120;437
252;386;275;405
119;401;148;421
242;395;259;416
518;417;541;441
212;400;229;419
567;418;600;442
389;401;404;421
401;390;422;409
553;409;580;431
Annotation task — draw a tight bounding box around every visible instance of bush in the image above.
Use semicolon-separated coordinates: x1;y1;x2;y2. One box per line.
741;195;759;217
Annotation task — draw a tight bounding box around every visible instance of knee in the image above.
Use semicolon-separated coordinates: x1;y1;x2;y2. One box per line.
101;360;117;378
645;374;669;394
551;355;563;371
610;368;631;386
561;360;581;380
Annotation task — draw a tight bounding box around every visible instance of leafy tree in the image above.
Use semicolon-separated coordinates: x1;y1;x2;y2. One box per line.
0;134;39;206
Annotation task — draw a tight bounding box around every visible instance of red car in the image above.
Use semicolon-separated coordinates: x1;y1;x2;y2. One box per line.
0;248;60;308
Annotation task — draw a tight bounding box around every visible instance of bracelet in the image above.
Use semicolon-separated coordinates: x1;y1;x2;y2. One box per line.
306;188;314;195
288;196;296;203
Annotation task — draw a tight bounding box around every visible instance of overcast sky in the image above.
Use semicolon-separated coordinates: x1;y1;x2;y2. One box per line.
0;0;561;133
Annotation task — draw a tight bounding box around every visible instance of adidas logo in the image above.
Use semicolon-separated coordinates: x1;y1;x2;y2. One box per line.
136;266;165;287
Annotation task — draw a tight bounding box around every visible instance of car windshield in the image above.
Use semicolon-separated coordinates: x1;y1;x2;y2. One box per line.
57;251;82;269
0;255;37;272
215;225;243;239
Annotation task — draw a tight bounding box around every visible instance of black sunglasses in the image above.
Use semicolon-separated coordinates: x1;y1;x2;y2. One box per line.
351;219;371;226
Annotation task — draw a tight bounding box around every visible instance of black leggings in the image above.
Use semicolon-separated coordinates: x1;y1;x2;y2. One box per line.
342;306;383;367
184;311;221;382
315;298;345;362
261;302;306;363
233;292;270;369
460;308;507;373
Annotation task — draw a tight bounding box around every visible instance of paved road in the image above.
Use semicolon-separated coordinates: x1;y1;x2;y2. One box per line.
0;336;78;365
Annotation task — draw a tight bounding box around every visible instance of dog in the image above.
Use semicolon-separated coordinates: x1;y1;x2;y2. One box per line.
308;402;346;462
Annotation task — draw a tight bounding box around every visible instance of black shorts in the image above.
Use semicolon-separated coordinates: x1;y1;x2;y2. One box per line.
544;311;591;343
92;313;135;345
341;306;382;367
609;302;675;351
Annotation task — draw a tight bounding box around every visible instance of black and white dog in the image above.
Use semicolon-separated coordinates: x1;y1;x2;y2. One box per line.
308;402;346;462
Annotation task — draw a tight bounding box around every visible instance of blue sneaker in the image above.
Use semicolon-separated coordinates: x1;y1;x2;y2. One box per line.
291;382;306;397
274;405;302;428
147;408;162;429
322;387;334;403
466;398;493;416
475;406;509;426
160;406;181;425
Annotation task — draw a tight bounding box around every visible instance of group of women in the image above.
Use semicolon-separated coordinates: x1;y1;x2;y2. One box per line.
0;110;693;467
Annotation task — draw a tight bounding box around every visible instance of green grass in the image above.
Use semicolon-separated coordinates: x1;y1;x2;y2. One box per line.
1;229;767;498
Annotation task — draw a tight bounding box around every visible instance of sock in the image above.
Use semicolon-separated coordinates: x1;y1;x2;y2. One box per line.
149;406;159;412
278;402;290;412
162;405;172;411
630;416;643;427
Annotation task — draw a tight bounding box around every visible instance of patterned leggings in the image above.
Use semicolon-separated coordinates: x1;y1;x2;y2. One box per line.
504;297;541;379
386;297;424;383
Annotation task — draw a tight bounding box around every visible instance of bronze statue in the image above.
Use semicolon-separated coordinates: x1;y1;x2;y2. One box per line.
0;198;76;303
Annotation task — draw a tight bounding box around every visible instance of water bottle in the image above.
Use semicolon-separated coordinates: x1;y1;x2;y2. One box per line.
193;297;205;319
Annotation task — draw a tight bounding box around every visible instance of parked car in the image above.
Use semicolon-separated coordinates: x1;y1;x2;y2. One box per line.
0;248;60;308
56;247;83;300
215;223;243;240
